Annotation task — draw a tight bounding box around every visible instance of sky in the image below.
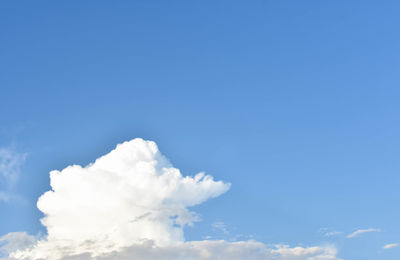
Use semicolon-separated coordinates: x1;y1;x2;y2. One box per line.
0;1;400;259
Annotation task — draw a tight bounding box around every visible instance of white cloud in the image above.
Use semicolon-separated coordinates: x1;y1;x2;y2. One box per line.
347;228;381;238
4;240;340;260
383;243;399;250
1;138;341;260
0;233;36;256
271;244;339;259
0;148;26;187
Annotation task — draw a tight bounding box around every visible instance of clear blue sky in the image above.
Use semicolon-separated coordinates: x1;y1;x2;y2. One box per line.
1;1;399;259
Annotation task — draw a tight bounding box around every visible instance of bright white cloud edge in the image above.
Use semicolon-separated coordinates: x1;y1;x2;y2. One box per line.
1;139;341;260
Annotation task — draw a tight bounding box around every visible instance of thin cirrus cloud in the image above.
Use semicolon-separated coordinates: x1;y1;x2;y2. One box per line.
324;231;343;237
383;243;399;250
0;147;26;188
0;147;26;203
0;192;9;202
347;228;381;238
318;228;343;237
212;221;229;235
0;139;341;260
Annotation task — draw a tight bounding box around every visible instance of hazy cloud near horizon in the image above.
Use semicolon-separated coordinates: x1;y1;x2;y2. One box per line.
1;233;341;260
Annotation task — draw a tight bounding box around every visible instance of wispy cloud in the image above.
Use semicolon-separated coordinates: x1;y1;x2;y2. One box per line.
0;191;9;202
0;232;36;256
318;228;343;237
347;228;381;238
0;147;26;187
383;243;399;250
212;221;229;235
324;231;343;237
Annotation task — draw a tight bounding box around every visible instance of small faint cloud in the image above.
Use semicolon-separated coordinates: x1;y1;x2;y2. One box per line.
0;147;27;187
347;228;381;238
324;231;343;237
230;234;255;242
383;243;399;250
318;228;343;237
0;192;9;202
212;221;229;235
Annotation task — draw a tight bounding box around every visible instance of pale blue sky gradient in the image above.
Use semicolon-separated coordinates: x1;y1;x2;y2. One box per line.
1;1;400;259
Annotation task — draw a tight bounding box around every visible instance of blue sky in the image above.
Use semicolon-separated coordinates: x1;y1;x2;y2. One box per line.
1;1;399;259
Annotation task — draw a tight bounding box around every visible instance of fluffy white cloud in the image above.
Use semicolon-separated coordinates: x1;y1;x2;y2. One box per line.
347;228;380;238
383;243;399;250
1;139;341;260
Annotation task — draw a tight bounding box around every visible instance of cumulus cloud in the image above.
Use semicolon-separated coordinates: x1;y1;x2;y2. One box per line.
347;228;381;238
383;243;399;250
1;139;341;260
0;148;26;187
